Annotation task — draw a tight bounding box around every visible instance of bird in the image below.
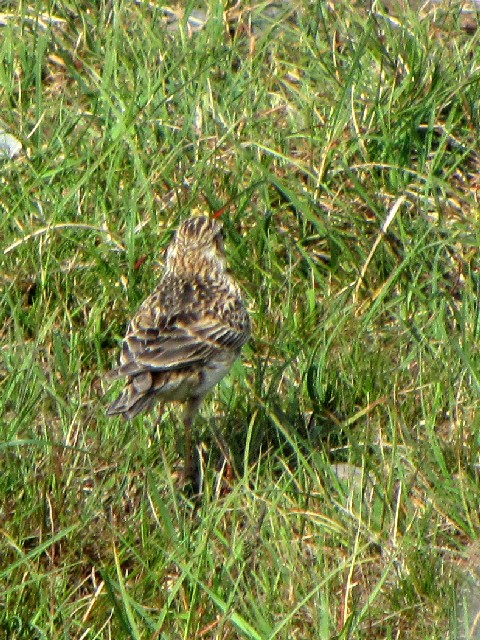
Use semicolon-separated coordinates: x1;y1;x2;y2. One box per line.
106;215;251;485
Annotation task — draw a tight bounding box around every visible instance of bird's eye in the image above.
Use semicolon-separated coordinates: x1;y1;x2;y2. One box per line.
214;230;225;254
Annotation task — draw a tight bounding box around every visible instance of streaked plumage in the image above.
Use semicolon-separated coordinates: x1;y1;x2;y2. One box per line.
106;215;250;480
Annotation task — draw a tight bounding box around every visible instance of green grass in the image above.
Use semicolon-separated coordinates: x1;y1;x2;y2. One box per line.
1;0;480;637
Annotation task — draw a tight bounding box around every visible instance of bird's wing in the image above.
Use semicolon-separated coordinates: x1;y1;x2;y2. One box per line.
108;311;248;380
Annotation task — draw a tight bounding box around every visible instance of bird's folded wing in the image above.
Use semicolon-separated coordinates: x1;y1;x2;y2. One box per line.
107;314;245;380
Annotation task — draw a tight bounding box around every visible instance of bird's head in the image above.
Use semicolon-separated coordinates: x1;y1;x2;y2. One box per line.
165;215;226;271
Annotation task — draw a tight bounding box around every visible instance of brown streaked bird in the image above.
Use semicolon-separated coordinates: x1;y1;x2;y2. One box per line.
106;215;251;482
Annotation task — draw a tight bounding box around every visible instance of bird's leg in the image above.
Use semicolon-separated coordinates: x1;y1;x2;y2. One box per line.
209;424;236;485
183;413;193;482
182;397;203;489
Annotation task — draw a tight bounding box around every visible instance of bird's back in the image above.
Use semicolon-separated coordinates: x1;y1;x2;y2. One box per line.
106;258;250;418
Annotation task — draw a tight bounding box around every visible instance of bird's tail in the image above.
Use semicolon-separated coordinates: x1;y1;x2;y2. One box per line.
106;372;156;419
